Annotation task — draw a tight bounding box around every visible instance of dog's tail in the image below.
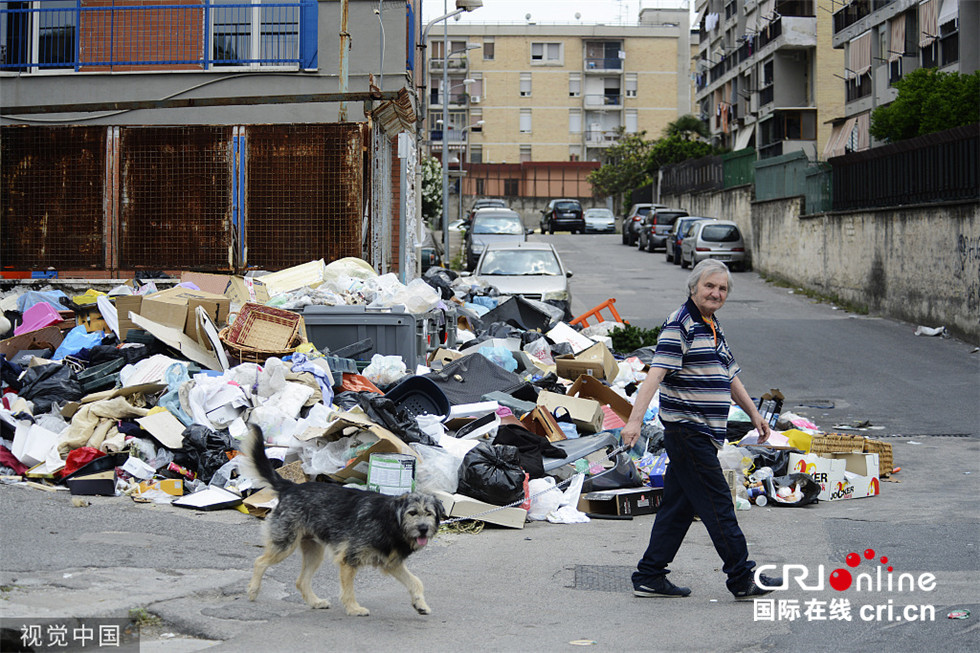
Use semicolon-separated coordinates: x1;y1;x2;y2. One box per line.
242;425;292;494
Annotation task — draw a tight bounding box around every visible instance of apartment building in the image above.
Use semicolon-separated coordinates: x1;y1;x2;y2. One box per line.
426;5;693;166
694;0;844;160
827;0;978;156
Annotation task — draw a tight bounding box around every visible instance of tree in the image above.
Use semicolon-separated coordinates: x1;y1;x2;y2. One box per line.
663;114;710;141
587;129;654;207
646;133;724;173
420;155;442;227
870;68;980;143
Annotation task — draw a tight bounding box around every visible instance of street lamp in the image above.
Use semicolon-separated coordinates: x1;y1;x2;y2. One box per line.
455;120;485;225
419;1;483;266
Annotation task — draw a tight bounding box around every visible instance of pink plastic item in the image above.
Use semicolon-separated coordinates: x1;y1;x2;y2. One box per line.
14;302;63;336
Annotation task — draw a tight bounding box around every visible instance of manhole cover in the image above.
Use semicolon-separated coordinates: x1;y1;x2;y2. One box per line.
572;565;634;593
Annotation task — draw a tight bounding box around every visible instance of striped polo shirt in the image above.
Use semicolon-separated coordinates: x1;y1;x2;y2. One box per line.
652;297;741;442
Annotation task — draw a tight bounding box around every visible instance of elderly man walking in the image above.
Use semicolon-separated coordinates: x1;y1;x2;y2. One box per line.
620;259;780;599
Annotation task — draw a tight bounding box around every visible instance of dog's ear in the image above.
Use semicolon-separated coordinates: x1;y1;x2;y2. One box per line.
430;495;448;524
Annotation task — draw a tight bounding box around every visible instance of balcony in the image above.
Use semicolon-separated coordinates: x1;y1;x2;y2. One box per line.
429;56;469;72
584;57;622;72
584;93;622;108
428;92;470;108
0;0;311;72
585;129;620;146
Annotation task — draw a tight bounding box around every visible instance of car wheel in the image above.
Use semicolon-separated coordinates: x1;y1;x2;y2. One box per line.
673;250;682;265
666;249;673;263
680;253;688;269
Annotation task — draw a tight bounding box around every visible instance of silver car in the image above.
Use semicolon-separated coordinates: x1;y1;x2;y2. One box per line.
666;216;714;264
584;208;616;233
471;242;573;318
679;220;747;271
464;209;528;270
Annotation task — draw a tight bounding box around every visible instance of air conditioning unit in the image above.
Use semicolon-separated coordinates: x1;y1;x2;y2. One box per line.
470;95;481;104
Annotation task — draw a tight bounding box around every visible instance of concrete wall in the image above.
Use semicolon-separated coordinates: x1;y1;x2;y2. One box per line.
664;188;980;343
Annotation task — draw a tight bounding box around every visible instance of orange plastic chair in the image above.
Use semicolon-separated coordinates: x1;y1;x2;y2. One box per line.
569;298;627;328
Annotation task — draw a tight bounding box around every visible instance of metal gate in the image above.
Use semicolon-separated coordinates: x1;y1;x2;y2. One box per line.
1;126;107;271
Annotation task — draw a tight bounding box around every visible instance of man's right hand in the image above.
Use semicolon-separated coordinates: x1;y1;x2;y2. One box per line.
621;421;642;448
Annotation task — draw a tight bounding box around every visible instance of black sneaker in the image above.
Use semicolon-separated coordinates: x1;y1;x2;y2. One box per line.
731;574;782;600
633;577;692;598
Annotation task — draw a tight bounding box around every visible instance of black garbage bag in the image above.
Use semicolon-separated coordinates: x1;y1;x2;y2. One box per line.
769;472;820;506
19;363;83;413
425;353;526;405
1;355;25;392
87;342;158;367
422;267;458;300
726;420;755;442
174;425;237;484
626;346;658;365
745;446;801;477
531;372;565;395
457;442;526;506
493;423;566;479
642;422;665;454
550;341;574;357
339;391;436;446
582;450;643;492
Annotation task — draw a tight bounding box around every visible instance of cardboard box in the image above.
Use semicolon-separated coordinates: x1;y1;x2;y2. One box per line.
520;405;566;443
536;390;604;434
225;260;325;305
114;295;144;341
180;271;232;296
789;452;879;501
433;490;527;529
647;452;669;489
297;411;419;483
225;276;271;306
555;342;619;381
67;470;116;496
568;374;633;427
139;288;230;342
578;487;663;516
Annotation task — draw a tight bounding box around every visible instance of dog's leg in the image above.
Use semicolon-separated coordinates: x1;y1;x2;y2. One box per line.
388;562;431;615
296;537;331;609
338;563;369;616
248;539;297;601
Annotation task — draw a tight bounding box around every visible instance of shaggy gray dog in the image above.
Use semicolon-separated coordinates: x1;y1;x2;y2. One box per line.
244;428;445;615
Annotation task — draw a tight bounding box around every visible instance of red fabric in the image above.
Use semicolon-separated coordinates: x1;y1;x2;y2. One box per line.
0;445;29;476
59;446;106;479
341;373;384;395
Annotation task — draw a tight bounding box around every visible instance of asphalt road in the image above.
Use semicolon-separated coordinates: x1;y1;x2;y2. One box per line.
1;234;978;652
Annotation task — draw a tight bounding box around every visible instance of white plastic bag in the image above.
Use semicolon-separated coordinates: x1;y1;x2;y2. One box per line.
411;443;461;494
527;476;562;521
362;354;408;386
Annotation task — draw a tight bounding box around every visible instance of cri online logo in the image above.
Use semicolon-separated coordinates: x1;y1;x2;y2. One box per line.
757;548;937;592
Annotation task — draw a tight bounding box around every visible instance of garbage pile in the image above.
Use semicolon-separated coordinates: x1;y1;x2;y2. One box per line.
0;259;892;528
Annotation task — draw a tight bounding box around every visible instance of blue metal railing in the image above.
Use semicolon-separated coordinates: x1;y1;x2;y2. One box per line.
0;0;316;72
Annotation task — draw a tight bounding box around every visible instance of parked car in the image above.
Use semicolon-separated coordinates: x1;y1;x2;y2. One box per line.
470;242;573;318
621;203;666;245
583;207;616;233
464;208;529;270
637;208;689;252
467;198;506;217
540;199;585;234
679;219;747;271
666;216;714;264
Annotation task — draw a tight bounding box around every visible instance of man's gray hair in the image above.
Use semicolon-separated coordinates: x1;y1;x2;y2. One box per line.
687;259;733;296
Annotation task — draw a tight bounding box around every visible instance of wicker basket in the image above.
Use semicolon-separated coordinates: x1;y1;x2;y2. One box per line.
809;433;866;455
863;438;894;477
219;323;307;365
226;303;303;351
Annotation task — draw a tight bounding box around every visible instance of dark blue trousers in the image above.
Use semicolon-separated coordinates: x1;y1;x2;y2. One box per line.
632;422;754;592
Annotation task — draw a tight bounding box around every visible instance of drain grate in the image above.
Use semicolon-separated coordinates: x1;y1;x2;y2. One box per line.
573;565;634;593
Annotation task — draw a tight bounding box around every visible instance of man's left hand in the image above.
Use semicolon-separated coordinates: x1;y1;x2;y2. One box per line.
754;417;771;444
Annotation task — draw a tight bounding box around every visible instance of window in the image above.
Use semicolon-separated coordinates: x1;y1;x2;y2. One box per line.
1;0;76;70
476;178;485;195
212;0;300;67
483;36;494;60
520;109;532;133
520;145;532;162
569;109;582;133
531;41;561;64
469;145;483;164
569;145;582;161
939;19;958;66
569;72;581;97
504;179;520;196
625;109;638;133
470;108;483;130
520;72;532;97
625;73;637;98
